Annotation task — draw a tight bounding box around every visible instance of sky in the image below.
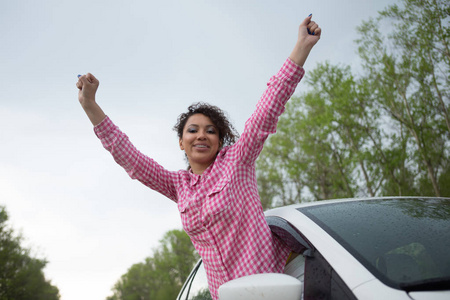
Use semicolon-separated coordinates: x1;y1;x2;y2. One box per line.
0;0;398;299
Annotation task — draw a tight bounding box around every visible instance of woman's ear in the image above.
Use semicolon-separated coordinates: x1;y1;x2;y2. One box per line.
179;139;184;150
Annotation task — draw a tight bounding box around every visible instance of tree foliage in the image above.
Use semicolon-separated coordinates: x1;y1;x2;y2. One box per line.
257;0;449;208
0;206;60;300
107;229;199;300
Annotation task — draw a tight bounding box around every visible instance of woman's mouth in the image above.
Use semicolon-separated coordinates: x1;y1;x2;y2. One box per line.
194;144;209;148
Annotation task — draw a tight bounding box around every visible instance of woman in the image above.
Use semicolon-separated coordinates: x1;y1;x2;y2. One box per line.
77;14;320;300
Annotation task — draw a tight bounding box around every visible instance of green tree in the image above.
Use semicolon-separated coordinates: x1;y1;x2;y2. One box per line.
356;0;449;196
257;63;367;206
257;0;449;208
0;206;60;300
107;229;199;300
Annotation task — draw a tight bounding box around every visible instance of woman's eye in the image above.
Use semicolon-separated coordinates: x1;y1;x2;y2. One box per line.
187;128;197;133
207;129;216;134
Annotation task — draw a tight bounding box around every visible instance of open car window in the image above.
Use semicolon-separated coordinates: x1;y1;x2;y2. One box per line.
177;260;212;300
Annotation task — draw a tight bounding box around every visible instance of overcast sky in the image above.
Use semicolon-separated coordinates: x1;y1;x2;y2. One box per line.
0;0;397;299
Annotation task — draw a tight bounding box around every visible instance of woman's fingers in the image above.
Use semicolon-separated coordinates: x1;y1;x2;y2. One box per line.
299;14;321;39
77;73;100;88
307;21;320;35
300;14;313;27
85;73;99;85
313;27;322;37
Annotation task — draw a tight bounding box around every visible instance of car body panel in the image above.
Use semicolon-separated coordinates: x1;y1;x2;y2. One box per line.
352;279;410;299
409;291;450;300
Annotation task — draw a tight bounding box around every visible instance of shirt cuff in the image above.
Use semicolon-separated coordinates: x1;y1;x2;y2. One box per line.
93;115;115;138
276;58;305;84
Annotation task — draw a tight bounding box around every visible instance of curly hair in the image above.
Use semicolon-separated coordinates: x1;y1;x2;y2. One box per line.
173;102;239;148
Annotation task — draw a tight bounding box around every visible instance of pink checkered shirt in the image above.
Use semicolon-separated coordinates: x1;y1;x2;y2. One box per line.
94;58;304;300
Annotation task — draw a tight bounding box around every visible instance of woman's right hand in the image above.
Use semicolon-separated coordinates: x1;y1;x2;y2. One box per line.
76;73;100;108
76;73;106;126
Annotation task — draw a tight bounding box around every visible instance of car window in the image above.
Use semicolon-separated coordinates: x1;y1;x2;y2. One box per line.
304;250;357;300
298;198;450;291
178;260;212;300
284;253;305;282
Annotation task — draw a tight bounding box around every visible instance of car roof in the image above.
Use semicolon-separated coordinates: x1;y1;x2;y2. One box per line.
265;196;450;214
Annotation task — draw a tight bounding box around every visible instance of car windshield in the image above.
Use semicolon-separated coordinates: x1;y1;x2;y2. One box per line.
298;198;450;291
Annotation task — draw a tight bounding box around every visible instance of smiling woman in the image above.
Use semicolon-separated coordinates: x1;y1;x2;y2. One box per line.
76;14;321;300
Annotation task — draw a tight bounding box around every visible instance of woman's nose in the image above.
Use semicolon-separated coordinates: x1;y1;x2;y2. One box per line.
197;130;207;139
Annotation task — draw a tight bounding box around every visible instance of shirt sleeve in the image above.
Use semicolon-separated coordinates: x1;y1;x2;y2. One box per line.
234;58;305;164
94;116;179;202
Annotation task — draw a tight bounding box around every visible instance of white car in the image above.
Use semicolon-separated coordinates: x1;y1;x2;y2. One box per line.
177;197;450;300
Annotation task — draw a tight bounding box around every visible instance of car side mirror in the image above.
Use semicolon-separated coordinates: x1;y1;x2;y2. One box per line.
218;273;302;300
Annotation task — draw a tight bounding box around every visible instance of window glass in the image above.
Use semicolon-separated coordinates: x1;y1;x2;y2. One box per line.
303;250;357;300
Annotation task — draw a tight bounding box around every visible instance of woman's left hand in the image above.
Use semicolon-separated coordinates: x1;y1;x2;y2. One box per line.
300;15;321;47
289;14;321;67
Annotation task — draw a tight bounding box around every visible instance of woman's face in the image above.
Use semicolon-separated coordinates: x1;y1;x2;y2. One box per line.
179;113;221;174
